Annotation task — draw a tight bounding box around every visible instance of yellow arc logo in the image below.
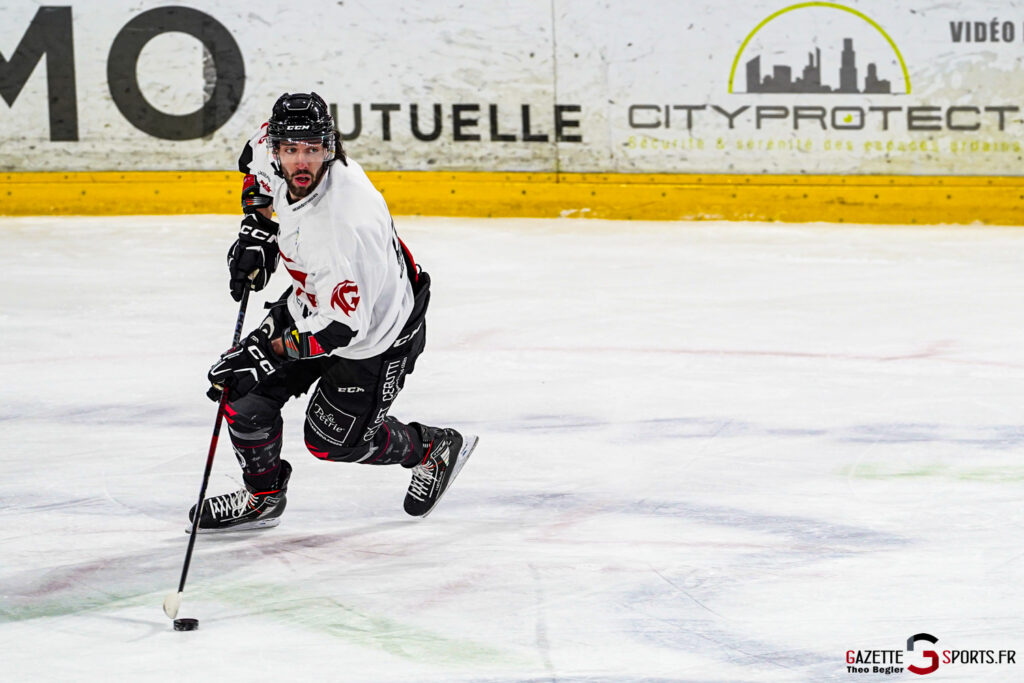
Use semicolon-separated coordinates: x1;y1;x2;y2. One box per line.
728;2;911;94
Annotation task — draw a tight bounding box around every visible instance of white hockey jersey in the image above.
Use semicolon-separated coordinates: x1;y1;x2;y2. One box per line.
239;124;414;360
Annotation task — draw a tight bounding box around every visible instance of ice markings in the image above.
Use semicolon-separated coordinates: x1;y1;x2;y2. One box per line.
841;422;1024;449
506;414;610;431
0;401;208;429
480;414;1024;450
622;608;831;677
488;491;901;548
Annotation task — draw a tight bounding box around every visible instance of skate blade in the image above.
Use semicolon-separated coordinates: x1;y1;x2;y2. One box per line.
450;434;479;481
421;434;479;519
184;518;281;534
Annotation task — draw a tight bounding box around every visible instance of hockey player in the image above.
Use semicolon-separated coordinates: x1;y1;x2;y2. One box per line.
190;91;478;532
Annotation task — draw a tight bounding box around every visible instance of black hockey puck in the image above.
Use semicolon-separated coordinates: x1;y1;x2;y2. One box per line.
173;618;199;631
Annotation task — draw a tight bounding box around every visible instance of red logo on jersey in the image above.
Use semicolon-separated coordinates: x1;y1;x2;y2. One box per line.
331;281;360;316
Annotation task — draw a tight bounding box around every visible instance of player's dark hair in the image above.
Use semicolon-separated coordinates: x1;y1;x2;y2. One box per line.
334;129;347;166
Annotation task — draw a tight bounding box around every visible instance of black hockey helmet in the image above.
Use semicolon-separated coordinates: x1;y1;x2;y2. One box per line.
268;92;334;141
267;92;337;165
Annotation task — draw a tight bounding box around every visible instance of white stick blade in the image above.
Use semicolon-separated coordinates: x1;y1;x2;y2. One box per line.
162;591;182;619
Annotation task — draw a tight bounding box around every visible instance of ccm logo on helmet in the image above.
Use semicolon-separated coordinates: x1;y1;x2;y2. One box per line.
331;281;360;315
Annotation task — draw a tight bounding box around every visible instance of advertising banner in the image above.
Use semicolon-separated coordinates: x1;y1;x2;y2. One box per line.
2;1;1022;175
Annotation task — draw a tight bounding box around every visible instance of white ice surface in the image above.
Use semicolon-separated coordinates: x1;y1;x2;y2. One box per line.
1;216;1022;682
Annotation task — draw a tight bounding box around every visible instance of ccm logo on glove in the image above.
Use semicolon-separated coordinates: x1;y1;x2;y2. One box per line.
246;344;277;373
207;330;285;401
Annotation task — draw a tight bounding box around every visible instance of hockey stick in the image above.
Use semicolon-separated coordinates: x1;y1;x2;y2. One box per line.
163;284;251;620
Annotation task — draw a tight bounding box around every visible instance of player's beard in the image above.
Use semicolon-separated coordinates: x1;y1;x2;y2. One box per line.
285;164;327;199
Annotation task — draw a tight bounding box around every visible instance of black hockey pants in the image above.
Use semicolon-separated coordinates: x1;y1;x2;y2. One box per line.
224;273;435;491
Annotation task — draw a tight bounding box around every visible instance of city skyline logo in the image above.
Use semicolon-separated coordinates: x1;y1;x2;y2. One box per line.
728;2;911;95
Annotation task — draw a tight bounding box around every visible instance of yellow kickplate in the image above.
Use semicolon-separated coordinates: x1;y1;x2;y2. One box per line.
3;171;1023;225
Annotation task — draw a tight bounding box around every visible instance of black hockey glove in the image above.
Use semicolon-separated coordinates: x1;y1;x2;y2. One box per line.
241;173;273;214
262;287;294;335
228;212;280;302
206;328;285;402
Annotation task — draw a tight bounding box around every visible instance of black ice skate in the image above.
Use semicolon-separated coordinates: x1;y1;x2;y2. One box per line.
187;460;292;533
404;430;478;517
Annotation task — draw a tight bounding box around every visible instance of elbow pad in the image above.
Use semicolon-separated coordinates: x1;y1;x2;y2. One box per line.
241;173;273;214
282;321;357;360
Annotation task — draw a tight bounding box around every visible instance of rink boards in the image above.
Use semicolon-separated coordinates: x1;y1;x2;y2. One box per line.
4;2;1024;224
5;171;1024;225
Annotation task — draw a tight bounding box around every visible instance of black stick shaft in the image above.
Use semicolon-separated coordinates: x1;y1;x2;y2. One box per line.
175;287;251;594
